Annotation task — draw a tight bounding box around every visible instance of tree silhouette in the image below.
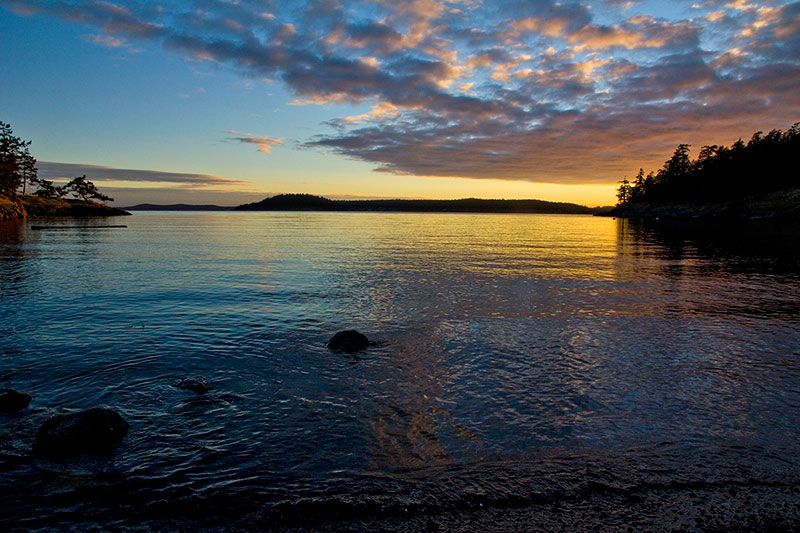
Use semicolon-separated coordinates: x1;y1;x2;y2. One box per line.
64;175;114;203
32;179;66;199
616;178;632;204
20;150;37;195
664;144;692;177
616;123;800;206
0;121;37;197
629;168;645;202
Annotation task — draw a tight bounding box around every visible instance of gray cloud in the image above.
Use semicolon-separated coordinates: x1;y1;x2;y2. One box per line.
6;0;800;184
343;20;404;53
37;161;247;186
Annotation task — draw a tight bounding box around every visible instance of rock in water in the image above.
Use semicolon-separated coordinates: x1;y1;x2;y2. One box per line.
0;389;32;413
33;408;129;457
327;330;371;353
176;377;208;394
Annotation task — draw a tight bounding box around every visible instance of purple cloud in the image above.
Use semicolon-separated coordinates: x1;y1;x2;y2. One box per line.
37;161;247;187
5;0;799;184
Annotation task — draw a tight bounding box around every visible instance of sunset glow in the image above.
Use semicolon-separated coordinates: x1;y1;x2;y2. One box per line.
1;0;798;206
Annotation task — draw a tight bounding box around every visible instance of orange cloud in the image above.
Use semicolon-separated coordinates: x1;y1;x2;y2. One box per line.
226;131;283;153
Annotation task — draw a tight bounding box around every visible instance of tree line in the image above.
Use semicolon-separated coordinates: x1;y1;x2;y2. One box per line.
237;193;597;214
616;123;800;205
1;121;113;202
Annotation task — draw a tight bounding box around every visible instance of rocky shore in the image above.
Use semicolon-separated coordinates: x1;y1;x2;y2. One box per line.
0;331;370;459
603;187;800;220
0;194;130;220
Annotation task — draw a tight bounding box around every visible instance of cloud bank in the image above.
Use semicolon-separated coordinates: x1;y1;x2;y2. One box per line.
8;0;800;184
37;161;246;187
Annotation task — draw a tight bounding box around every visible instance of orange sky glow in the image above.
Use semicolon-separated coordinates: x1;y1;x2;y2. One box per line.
1;0;798;206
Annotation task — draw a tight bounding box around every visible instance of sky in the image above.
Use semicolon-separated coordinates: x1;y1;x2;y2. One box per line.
0;0;798;207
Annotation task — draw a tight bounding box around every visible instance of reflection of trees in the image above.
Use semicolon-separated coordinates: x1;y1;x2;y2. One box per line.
617;218;800;275
614;218;800;318
0;220;33;290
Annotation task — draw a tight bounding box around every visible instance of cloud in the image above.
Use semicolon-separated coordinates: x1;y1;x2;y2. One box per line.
81;32;140;52
36;161;247;187
341;21;404;53
106;187;270;207
502;12;701;52
225;131;283;153
9;0;800;185
18;1;166;39
336;101;400;125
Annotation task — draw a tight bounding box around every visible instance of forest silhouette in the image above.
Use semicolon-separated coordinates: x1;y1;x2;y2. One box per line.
616;123;800;206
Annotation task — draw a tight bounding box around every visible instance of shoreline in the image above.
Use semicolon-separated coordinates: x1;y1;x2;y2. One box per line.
602;187;800;221
0;194;130;221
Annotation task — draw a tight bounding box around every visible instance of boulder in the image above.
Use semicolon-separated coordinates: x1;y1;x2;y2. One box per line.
33;408;129;457
327;330;371;353
0;389;32;413
176;377;208;394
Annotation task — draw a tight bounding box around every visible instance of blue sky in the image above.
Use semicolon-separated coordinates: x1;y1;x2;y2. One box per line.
1;0;798;206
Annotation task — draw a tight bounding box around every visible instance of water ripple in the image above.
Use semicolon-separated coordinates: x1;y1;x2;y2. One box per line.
1;213;799;529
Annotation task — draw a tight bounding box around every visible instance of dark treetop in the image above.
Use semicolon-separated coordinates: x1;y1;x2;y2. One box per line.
611;123;800;219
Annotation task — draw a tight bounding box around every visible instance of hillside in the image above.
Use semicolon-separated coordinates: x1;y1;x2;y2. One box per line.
237;193;597;214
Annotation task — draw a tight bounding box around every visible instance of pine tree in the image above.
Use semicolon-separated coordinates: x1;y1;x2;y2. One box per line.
64;175;114;203
0;121;36;197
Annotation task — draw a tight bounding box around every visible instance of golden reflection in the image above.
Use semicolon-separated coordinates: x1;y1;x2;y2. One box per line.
337;213;620;280
334;213;621;469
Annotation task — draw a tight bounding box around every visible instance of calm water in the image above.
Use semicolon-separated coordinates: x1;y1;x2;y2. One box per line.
1;212;799;530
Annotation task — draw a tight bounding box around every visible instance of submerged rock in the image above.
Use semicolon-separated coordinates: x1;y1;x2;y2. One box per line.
33;408;129;457
0;389;32;413
327;330;371;353
176;377;208;394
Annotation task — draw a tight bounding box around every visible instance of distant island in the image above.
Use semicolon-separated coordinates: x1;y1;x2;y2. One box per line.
236;194;605;214
122;203;235;211
608;123;800;220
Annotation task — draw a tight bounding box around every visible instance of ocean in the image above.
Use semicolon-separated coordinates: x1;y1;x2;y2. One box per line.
1;212;799;531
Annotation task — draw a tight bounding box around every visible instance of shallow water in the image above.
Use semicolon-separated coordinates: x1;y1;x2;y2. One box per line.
1;212;799;530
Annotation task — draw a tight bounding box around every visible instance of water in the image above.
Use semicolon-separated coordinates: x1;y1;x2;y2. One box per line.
1;212;799;530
